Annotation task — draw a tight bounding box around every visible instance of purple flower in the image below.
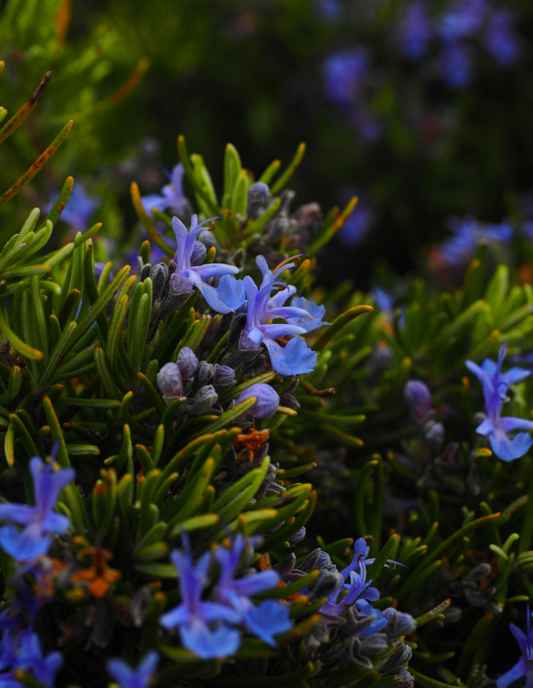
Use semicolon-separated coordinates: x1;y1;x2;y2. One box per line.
170;214;245;314
438;0;486;40
439;217;511;267
160;538;241;659
107;652;159;688
440;41;473;88
484;10;519;66
323;49;370;108
235;384;280;419
399;2;432;60
141;163;190;218
0;458;74;561
241;256;317;376
214;535;291;645
467;344;533;461
48;182;100;234
286;297;328;333
497;605;533;688
404;380;433;423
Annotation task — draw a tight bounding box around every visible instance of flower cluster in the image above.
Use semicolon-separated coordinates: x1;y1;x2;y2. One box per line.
399;0;519;84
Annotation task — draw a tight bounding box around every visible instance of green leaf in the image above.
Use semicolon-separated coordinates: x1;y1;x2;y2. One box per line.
0;120;73;207
38;176;73;231
366;534;401;580
222;143;242;207
0;323;43;360
312;305;374;351
270;142;306;195
231;168;250;218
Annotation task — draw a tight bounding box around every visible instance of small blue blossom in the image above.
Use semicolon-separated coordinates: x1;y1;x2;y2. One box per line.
496;605;533;688
48;182;100;234
484;10;519;66
160;537;241;659
354;603;389;637
141;163;190;218
286;297;328;333
466;343;531;399
338;195;374;247
17;631;63;688
439;218;512;267
214;534;291;646
467;344;533;460
320;537;403;617
241;256;318;376
170;214;245;314
438;0;486;40
483;8;519;65
399;2;432;60
440;41;473;88
323;49;369;109
0;458;74;562
318;0;342;22
107;651;159;688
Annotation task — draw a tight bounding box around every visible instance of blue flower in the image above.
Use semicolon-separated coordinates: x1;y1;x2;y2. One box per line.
48;182;100;234
320;537;404;617
440;41;473;89
17;631;63;688
170;214;245;314
497;605;533;688
107;651;159;688
338;194;374;247
241;256;317;376
214;534;292;645
323;49;370;109
141;163;190;218
160;538;241;659
0;458;74;562
467;344;533;461
286;297;328;333
438;0;486;40
354;603;389;637
466;343;531;399
484;10;519;66
399;2;432;60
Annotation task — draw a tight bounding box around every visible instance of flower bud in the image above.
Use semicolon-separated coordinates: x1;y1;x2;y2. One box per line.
195;361;215;388
247;182;270;219
467;563;492;582
149;263;169;301
177;347;198;380
191;385;218;416
190;241;207;266
235;383;279;419
404;380;432;423
425;420;444;454
266;216;290;243
288;526;306;545
157;363;182;401
310;571;344;599
214;365;236;391
198;229;220;253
